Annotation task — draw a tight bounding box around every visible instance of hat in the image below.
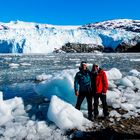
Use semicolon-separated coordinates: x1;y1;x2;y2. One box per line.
80;61;87;66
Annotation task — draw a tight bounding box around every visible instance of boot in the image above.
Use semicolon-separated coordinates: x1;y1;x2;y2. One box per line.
88;114;94;121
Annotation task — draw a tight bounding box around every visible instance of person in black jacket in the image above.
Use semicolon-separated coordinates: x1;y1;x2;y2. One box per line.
74;61;93;120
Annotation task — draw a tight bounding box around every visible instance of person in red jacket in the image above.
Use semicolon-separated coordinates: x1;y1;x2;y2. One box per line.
91;64;109;119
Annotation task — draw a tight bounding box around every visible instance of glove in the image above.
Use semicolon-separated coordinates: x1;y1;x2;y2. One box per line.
75;91;79;96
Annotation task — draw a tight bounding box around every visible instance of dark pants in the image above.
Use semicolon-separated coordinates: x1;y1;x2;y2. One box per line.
75;87;92;116
94;94;109;117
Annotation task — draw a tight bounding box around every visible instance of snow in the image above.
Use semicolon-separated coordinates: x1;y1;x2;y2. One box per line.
47;95;92;130
0;19;140;53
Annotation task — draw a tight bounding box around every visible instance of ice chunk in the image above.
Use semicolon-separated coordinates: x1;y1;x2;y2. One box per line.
37;121;52;138
122;111;138;119
119;77;134;87
130;59;140;62
108;80;117;89
106;68;122;80
126;76;140;90
36;74;52;81
109;110;121;118
9;63;20;68
0;92;13;125
20;62;31;66
107;89;121;108
0;92;69;139
35;69;76;105
128;69;140;77
4;127;16;138
47;95;91;130
135;82;140;90
126;76;140;84
121;103;135;111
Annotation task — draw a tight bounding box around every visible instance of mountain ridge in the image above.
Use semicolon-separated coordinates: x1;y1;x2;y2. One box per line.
0;19;140;53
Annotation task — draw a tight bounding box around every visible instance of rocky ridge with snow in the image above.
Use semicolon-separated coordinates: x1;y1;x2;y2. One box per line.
0;19;140;53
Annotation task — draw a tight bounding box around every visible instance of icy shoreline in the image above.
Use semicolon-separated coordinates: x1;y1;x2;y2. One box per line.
1;67;140;139
0;53;140;139
1;91;140;139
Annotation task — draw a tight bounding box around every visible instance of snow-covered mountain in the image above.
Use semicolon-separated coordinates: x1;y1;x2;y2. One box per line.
81;19;140;32
0;19;140;53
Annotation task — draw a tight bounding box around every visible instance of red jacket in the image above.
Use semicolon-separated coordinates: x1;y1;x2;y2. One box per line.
95;69;108;94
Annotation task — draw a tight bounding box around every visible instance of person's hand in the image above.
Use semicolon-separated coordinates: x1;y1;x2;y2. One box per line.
75;91;79;96
102;93;106;95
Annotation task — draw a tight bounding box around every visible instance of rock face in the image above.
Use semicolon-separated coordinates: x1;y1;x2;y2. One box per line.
54;42;140;53
116;42;140;52
60;42;104;53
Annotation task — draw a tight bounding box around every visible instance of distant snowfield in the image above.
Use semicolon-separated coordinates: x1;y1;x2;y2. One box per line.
0;19;140;53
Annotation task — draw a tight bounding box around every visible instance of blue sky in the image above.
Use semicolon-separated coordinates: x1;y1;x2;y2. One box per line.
0;0;139;25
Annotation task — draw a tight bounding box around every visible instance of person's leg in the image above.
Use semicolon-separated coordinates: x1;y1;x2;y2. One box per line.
100;94;109;117
94;94;99;118
75;94;85;110
86;93;93;119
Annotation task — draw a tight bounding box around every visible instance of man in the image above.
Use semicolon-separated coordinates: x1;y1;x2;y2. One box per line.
91;64;109;119
74;61;93;120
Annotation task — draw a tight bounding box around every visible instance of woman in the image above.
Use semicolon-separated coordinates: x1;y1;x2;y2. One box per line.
91;64;109;119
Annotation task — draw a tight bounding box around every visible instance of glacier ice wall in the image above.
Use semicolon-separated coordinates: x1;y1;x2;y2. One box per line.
0;20;140;53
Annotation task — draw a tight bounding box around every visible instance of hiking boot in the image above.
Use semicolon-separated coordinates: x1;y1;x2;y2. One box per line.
94;115;98;120
104;115;109;120
88;115;94;121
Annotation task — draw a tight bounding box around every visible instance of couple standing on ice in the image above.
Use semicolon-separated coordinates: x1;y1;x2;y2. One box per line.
74;61;109;121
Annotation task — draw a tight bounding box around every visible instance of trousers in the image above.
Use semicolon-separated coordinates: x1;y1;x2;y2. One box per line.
94;94;109;117
75;87;92;116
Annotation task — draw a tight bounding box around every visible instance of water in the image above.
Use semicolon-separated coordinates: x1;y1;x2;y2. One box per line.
0;53;140;100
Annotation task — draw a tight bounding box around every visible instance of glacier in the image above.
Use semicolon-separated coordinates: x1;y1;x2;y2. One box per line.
0;19;140;53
